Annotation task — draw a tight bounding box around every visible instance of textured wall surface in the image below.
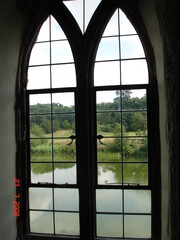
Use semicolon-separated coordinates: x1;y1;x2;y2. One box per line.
157;0;180;238
0;1;26;239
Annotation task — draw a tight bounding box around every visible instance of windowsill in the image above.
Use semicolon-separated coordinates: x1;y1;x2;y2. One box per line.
24;233;80;240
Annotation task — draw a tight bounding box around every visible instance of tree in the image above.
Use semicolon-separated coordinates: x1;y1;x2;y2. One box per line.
31;123;45;137
40;116;51;134
53;119;60;132
130;112;147;133
63;119;71;129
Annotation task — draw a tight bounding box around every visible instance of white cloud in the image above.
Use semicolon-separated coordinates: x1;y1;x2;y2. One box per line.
28;66;50;90
121;59;148;85
29;42;50;65
94;61;120;86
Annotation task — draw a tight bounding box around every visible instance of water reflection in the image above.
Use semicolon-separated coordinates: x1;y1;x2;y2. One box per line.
31;156;148;185
96;189;151;238
30;155;150;237
97;214;123;238
30;211;54;234
29;188;53;210
31;163;76;184
55;212;79;235
98;163;148;185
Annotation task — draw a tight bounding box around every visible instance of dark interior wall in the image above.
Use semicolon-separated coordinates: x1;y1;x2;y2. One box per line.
156;0;180;239
138;0;169;239
0;0;179;239
139;1;180;238
0;1;27;240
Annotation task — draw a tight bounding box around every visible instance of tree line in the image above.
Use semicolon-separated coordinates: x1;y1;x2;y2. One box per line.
30;90;147;136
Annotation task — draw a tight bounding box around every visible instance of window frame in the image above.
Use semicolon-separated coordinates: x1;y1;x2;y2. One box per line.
16;0;161;239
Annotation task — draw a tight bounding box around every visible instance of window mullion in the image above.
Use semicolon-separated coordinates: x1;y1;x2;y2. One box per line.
76;74;93;239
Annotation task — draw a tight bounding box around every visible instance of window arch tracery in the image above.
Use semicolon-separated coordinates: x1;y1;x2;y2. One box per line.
18;1;160;239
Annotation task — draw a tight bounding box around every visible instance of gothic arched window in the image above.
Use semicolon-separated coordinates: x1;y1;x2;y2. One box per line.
18;1;160;239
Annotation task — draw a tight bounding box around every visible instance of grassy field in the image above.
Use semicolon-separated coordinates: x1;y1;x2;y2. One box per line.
31;129;147;163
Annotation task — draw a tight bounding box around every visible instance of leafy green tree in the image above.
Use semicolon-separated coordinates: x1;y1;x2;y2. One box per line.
31;123;45;137
130;113;147;134
63;119;71;129
53;119;60;132
40;116;51;134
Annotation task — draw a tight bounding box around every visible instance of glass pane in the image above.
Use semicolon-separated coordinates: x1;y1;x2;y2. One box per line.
51;16;67;40
85;0;101;29
54;163;76;184
124;215;151;238
30;94;51;114
36;17;50;42
51;64;76;88
122;89;147;110
30;115;52;138
96;190;122;212
52;92;75;113
97;214;123;237
31;163;53;184
119;10;136;35
30;211;53;234
122;112;147;136
94;61;120;86
55;212;80;235
51;41;74;64
97;138;122;162
98;163;122;185
121;35;145;59
29;42;50;65
96;90;120;111
123;138;148;162
123;163;148;185
121;59;148;85
53;139;76;162
96;37;119;61
29;188;53;210
124;190;151;213
64;0;83;32
53;114;75;136
30;139;52;162
103;10;119;36
97;113;121;136
54;188;79;211
27;66;50;90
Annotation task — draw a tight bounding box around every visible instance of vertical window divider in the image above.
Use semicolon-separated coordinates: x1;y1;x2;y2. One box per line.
83;0;85;34
26;92;31;234
120;90;125;238
118;9;125;238
49;15;56;235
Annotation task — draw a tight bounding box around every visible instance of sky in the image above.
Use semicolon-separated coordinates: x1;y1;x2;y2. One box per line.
28;1;148;106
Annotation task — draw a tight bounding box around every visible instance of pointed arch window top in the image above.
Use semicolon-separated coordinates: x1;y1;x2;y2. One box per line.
36;16;67;43
94;8;148;86
27;16;76;90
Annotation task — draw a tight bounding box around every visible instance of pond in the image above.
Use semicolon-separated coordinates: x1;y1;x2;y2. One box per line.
29;153;151;238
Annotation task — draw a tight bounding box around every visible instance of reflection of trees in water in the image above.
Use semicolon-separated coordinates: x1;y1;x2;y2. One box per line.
99;163;148;185
31;162;75;174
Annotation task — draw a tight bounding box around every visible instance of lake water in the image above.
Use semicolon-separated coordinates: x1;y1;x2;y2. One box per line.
29;156;151;238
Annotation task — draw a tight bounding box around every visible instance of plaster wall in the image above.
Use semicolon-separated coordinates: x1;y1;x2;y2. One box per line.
0;1;26;240
138;1;169;239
